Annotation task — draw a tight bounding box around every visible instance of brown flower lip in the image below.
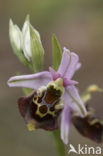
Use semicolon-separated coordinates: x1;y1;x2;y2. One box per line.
18;85;62;131
72;112;103;143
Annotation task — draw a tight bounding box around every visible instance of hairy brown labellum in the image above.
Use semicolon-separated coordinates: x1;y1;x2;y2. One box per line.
72;113;103;143
18;85;63;131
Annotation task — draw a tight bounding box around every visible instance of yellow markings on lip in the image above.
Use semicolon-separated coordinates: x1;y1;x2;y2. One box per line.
27;120;36;131
47;78;64;95
48;110;56;117
55;102;63;109
32;79;63;119
55;78;63;87
33;98;38;104
32;98;62;118
35;104;56;118
36;104;47;117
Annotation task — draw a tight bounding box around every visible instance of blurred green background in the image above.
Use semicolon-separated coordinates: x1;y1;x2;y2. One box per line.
1;0;103;156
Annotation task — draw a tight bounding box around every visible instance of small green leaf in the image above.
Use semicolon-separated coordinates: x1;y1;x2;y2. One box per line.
52;34;62;71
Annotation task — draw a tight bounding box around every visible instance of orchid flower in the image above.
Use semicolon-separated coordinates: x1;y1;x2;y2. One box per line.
8;47;87;144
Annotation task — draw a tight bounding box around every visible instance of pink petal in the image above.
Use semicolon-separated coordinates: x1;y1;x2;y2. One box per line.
66;86;87;116
49;67;78;87
58;47;80;79
65;52;79;79
7;71;52;89
62;90;82;115
49;67;60;80
57;47;71;77
63;78;78;87
60;104;71;144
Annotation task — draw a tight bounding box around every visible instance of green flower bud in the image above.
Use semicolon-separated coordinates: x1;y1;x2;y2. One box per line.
9;15;44;73
9;19;33;70
9;19;22;54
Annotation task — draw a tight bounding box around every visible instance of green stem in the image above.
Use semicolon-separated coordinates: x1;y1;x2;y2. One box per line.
51;129;66;156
